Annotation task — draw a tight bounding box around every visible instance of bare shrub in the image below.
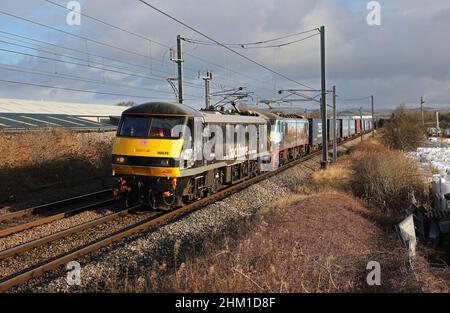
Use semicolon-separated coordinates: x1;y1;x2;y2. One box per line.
381;106;426;151
350;148;427;217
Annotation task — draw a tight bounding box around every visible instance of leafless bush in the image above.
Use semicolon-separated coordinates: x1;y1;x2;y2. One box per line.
350;146;427;217
381;106;426;151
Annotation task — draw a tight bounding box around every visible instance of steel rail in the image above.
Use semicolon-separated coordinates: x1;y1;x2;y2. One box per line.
0;134;361;292
0;189;112;222
0;206;144;260
0;198;121;237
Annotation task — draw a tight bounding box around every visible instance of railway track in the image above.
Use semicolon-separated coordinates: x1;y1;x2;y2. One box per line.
0;189;119;237
0;136;358;292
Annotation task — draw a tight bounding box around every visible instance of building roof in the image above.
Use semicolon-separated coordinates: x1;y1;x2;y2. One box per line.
0;98;128;131
0;98;127;116
0;113;116;131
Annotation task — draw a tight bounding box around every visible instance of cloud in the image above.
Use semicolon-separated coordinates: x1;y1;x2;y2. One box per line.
0;0;449;110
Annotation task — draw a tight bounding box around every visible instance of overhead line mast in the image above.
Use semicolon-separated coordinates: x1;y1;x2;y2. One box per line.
319;25;328;169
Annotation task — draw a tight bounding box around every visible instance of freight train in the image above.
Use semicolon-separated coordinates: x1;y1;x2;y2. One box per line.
112;101;372;210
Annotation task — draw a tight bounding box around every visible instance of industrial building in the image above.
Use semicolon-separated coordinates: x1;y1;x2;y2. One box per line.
0;98;127;131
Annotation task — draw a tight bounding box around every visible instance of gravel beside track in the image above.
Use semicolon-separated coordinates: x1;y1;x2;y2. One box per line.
8;140;359;292
0;208;117;251
0;211;153;280
0;177;115;215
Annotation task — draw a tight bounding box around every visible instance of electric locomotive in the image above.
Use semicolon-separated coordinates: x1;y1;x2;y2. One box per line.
112;101;267;210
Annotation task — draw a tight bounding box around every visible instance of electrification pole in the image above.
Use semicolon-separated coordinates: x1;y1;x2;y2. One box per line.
320;25;328;169
436;111;440;131
201;71;212;110
371;95;374;137
360;107;363;142
176;35;184;104
332;85;337;163
420;96;425;125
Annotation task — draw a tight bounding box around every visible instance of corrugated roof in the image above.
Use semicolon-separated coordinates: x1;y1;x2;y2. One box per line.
0;98;127;116
0;113;116;131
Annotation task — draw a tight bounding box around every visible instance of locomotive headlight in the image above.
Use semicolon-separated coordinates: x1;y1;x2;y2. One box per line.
114;156;127;164
159;158;170;166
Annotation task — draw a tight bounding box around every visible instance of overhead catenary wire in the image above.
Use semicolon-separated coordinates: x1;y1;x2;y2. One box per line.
183;32;320;49
43;0;172;49
42;0;276;93
0;10;171;66
0;8;247;100
0;31;174;77
1;4;318;103
183;53;277;92
0;34;239;94
183;28;319;47
0;38;172;80
338;95;373;102
0;47;170;84
0;47;209;92
0;78;196;100
0;31;211;89
136;0;318;91
0;64;204;99
42;1;290;95
0;34;227;94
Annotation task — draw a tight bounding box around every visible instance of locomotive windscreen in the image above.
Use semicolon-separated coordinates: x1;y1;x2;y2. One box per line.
118;115;186;139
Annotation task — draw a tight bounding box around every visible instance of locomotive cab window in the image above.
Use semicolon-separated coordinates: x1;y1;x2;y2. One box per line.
118;115;187;139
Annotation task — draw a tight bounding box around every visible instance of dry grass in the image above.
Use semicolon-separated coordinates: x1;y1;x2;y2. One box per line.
311;161;352;193
116;193;421;293
412;246;450;293
0;129;115;201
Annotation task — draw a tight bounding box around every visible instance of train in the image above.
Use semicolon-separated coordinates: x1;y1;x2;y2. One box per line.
111;101;373;210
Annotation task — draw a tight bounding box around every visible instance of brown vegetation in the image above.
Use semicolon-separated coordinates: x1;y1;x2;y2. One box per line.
121;193;421;293
0;129;114;202
381;106;426;151
311;140;428;220
350;143;427;218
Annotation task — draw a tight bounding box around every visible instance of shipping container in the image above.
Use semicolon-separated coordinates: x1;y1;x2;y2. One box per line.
341;118;350;138
355;119;361;134
327;119;342;142
308;119;323;146
349;119;356;136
